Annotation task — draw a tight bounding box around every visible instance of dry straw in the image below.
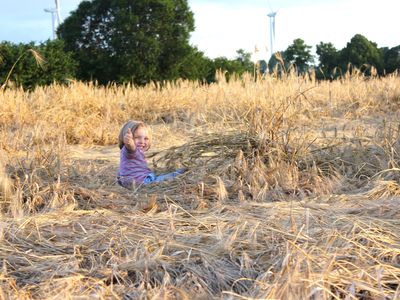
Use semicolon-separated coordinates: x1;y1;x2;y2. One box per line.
0;68;400;298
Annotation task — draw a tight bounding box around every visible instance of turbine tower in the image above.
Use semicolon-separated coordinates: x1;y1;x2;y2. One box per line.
44;8;57;39
55;0;62;26
44;0;62;40
267;10;277;58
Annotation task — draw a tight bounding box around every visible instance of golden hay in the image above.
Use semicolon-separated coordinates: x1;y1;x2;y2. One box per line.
0;72;400;299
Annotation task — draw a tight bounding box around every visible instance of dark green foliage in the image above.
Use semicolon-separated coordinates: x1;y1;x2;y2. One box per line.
1;41;37;89
0;40;77;90
382;45;400;74
34;40;77;86
207;49;254;82
316;42;340;79
235;49;254;72
178;46;213;82
58;0;195;85
277;34;399;78
339;34;383;74
283;38;314;73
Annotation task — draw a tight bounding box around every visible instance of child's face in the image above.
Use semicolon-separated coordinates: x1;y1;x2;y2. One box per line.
133;126;149;151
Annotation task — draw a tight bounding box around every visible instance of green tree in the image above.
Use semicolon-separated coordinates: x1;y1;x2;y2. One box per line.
268;52;290;75
0;40;76;90
316;42;339;78
235;49;253;73
34;40;77;86
284;38;314;73
339;34;383;74
178;46;212;82
207;49;254;82
0;42;38;88
210;56;235;82
58;0;195;85
382;45;400;74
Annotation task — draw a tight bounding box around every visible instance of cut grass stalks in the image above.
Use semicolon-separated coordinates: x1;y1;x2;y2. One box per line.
0;72;400;298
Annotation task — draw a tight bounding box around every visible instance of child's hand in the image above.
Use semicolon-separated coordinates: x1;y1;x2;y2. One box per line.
124;128;136;152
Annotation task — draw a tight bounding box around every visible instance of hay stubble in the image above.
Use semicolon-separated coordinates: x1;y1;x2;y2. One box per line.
1;70;400;299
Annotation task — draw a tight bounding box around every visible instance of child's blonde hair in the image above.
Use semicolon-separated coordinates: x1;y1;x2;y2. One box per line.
118;120;152;150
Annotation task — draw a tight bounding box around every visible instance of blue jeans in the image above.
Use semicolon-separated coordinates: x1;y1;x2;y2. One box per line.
143;169;185;184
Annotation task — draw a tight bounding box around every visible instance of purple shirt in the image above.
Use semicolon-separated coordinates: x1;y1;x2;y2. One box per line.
117;146;152;187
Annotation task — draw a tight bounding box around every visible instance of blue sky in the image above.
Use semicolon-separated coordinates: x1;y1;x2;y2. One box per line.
0;0;398;60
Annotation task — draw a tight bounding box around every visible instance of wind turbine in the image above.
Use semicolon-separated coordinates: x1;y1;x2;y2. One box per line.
267;1;277;58
55;0;62;26
44;0;62;40
267;10;277;57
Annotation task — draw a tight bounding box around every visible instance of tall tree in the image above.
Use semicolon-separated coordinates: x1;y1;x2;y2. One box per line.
339;34;383;74
58;0;195;84
316;42;339;78
382;45;400;74
284;38;314;73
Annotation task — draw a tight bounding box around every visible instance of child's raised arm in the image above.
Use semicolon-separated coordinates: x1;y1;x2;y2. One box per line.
123;128;136;152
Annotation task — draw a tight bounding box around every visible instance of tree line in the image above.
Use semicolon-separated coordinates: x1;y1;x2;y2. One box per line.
270;35;400;78
1;0;399;90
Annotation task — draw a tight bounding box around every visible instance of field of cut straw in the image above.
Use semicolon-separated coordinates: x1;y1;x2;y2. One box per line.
1;70;400;299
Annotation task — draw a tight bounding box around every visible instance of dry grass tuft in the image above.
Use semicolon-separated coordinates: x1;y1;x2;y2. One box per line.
0;160;14;213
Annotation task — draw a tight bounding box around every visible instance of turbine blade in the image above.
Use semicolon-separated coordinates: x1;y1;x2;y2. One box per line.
267;0;273;12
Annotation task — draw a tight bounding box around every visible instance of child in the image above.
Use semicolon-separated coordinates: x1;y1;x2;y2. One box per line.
117;120;184;189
